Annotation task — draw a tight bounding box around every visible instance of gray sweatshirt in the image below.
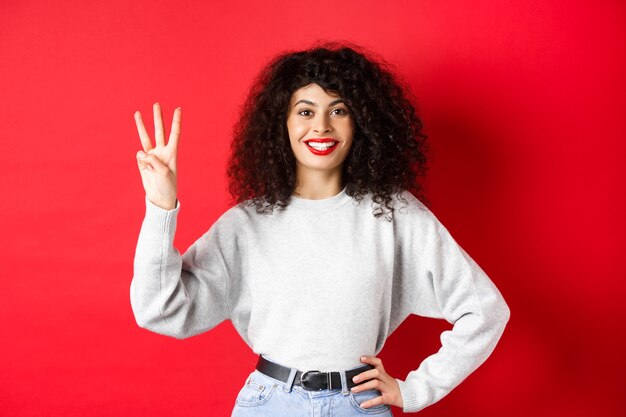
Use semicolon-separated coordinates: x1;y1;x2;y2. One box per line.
130;186;510;413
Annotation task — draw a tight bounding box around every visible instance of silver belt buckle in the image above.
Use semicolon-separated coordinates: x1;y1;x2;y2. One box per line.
300;370;327;391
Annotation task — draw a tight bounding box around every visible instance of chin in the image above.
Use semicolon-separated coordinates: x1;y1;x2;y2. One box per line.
303;159;345;171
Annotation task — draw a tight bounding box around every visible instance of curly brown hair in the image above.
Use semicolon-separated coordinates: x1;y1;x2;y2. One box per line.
226;41;429;220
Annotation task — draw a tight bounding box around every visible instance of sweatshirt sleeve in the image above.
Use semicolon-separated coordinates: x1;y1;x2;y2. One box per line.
395;224;511;413
129;196;230;339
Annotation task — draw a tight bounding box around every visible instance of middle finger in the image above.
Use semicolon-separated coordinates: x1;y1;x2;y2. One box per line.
153;102;165;147
353;368;380;384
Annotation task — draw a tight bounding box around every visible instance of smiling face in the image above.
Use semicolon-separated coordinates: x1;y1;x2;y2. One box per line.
286;83;355;182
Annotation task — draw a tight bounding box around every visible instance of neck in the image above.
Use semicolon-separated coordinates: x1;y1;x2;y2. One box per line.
293;168;344;199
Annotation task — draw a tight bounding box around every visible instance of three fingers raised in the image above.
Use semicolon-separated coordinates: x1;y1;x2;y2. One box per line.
134;104;182;151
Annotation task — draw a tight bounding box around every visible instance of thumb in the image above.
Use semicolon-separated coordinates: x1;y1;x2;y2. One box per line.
136;151;149;171
137;150;168;173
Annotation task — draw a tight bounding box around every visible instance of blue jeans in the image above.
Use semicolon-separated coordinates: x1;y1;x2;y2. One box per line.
231;356;394;416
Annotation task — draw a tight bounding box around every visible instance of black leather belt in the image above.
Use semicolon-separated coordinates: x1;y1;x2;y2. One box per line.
256;355;374;391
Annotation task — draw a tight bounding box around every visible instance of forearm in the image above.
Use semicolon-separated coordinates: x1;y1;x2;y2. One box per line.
396;295;510;412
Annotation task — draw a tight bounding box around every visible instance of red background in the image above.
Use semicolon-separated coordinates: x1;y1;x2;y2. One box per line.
1;1;624;416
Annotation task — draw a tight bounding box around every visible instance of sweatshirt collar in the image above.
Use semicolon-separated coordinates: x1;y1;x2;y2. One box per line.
288;185;352;210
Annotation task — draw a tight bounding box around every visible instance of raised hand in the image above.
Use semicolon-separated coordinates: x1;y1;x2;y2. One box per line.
134;103;181;210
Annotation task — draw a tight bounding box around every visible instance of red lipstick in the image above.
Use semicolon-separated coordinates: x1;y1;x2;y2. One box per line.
304;138;338;156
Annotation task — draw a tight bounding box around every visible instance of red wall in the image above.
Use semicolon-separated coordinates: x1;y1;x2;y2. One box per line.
1;1;624;416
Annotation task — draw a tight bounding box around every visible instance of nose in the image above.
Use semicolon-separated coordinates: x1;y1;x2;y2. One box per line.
313;114;332;134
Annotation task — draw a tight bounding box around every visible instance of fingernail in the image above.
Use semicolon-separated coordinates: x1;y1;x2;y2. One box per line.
137;151;145;158
361;356;367;361
352;376;359;382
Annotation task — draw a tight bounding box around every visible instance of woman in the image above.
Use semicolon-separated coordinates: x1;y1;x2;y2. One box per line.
131;43;510;416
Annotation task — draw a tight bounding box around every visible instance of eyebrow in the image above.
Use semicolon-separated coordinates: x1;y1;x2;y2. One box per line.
293;98;346;107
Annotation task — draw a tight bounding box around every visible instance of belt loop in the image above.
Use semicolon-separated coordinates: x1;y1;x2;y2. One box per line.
283;367;298;393
339;369;349;395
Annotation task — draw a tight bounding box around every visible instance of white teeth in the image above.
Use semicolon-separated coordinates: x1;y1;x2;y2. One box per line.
306;142;337;150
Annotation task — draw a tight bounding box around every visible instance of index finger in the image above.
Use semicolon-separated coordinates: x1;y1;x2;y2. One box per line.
134;111;153;152
167;107;182;150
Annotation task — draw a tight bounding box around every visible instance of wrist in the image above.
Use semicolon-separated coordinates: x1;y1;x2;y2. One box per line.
148;197;177;211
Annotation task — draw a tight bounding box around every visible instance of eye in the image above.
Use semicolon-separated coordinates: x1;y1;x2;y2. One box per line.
331;107;349;116
298;109;313;117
